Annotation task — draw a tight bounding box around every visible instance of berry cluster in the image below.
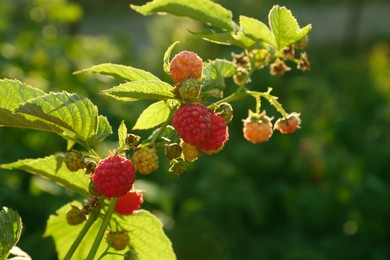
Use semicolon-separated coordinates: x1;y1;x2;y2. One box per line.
243;110;302;144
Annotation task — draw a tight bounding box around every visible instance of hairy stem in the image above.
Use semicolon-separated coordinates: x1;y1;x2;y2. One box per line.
64;197;104;260
86;198;118;260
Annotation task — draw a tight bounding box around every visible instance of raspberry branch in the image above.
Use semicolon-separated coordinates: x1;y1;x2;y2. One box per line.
64;196;104;260
86;198;118;260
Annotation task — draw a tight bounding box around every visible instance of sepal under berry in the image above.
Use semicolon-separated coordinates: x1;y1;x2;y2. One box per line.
177;77;201;100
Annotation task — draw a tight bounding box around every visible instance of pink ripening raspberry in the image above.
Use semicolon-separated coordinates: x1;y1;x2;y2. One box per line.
274;112;301;134
243;111;273;144
169;51;203;83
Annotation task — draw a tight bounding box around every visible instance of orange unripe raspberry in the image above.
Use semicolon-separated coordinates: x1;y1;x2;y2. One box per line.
132;147;159;174
243;111;273;144
170;51;203;83
274;112;301;133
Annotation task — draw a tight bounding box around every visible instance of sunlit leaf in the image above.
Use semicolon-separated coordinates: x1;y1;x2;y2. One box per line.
0;79;61;133
0;207;22;259
113;210;176;260
118;120;127;147
131;0;235;30
88;115;112;145
75;63;160;81
268;5;312;50
191;29;256;49
133;101;171;130
16;92;98;145
239;15;276;47
0;155;89;196
45;203;176;260
102;81;175;101
163;41;180;74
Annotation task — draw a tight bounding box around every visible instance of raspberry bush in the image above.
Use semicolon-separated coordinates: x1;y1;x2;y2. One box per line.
0;0;311;259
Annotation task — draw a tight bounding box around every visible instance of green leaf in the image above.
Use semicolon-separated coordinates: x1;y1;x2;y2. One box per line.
113;210;176;260
88;115;112;145
131;0;235;30
163;41;180;74
0;207;22;260
239;15;276;47
202;59;236;91
133;101;171;130
118;120;127;147
102;81;175;101
75;63;160;81
16;91;99;145
268;5;312;50
0;155;89;196
192;29;256;49
45;203;175;260
207;59;237;78
0;79;62;133
44;202;110;260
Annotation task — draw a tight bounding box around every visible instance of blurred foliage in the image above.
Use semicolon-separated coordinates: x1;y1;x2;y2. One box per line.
1;0;390;259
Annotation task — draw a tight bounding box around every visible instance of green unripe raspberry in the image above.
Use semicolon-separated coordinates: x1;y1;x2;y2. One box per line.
169;159;187;175
180;141;201;162
85;161;96;174
132;147;159;174
66;205;86;225
105;230;130;251
178;78;201;100
165;143;182;161
125;134;141;147
88;181;101;197
64;150;85;172
215;102;233;123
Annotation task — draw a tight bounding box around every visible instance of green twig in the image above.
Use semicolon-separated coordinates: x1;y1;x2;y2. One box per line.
64;197;104;260
86;198;118;260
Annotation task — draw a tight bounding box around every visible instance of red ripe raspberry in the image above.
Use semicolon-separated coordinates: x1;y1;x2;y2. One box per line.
197;111;229;153
170;51;203;83
274;112;301;133
172;103;212;145
115;191;144;215
92;156;135;198
243;111;273;144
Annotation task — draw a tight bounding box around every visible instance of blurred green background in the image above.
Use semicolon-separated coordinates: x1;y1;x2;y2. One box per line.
1;0;390;259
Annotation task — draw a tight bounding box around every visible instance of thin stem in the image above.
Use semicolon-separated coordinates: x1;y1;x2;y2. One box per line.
86;198;118;260
64;197;104;260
